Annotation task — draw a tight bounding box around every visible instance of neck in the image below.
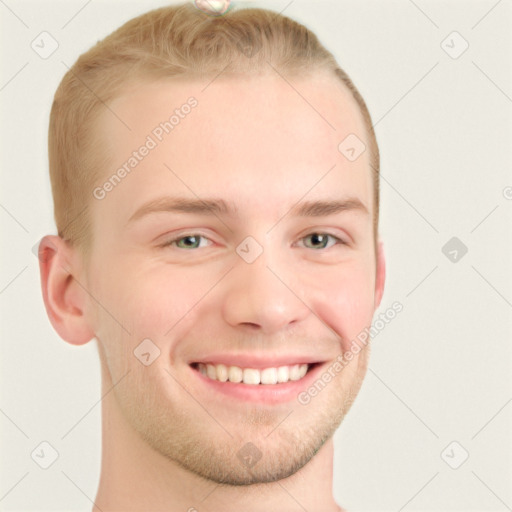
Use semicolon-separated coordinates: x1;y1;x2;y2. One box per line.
93;390;344;512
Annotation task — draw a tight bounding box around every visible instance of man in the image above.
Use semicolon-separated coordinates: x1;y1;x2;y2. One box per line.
39;2;385;510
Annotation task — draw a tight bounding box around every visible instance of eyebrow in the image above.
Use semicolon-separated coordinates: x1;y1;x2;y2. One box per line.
127;196;369;224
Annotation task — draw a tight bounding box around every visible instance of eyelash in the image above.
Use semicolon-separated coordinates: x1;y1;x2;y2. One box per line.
160;232;347;251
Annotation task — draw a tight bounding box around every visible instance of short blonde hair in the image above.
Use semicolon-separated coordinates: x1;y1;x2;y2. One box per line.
49;2;379;259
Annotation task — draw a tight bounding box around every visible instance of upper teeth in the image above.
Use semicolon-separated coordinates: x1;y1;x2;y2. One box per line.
197;363;309;385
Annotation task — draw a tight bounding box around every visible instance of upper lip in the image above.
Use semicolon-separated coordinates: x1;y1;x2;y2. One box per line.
190;353;325;369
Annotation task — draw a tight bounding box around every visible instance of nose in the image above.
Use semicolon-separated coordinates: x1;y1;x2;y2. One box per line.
221;246;311;335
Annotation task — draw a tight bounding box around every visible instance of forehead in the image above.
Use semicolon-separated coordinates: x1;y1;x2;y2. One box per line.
93;72;372;225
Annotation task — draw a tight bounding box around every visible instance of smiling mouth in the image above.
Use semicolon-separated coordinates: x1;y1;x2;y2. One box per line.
190;362;320;385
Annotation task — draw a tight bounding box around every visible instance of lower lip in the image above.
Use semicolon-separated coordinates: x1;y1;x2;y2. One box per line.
189;362;326;405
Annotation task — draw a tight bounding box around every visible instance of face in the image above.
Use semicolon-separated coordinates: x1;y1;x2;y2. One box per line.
82;72;384;484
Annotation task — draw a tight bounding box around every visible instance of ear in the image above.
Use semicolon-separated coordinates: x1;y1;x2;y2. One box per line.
374;239;386;309
38;235;95;345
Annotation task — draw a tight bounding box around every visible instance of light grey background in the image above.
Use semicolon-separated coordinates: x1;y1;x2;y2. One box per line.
1;0;511;510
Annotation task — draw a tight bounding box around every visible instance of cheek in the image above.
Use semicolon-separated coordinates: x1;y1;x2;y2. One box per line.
117;265;221;339
310;263;376;353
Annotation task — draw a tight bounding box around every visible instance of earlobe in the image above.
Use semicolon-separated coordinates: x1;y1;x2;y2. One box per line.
38;235;95;346
374;239;386;309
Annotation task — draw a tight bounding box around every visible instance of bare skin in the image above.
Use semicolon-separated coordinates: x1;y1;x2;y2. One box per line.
40;71;385;511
